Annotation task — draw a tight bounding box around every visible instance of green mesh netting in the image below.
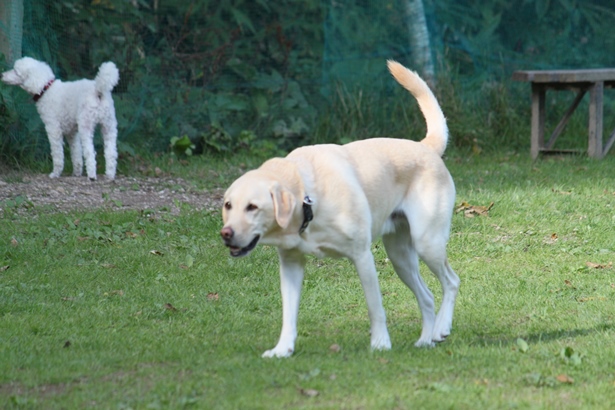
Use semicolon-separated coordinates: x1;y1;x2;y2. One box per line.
1;0;615;162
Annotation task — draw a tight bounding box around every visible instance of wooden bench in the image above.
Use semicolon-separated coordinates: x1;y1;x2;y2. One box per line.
512;69;615;159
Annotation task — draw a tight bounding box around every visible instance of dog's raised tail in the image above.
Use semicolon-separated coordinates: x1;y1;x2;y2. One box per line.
387;60;448;156
95;62;119;94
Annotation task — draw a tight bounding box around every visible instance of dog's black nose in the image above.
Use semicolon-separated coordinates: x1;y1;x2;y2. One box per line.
220;226;234;240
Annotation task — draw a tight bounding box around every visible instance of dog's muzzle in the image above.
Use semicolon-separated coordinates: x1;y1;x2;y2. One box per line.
220;226;260;257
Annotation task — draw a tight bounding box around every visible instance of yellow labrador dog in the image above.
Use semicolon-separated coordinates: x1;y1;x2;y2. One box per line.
221;61;459;358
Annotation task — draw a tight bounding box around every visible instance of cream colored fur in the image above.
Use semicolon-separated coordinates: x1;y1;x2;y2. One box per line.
221;60;460;358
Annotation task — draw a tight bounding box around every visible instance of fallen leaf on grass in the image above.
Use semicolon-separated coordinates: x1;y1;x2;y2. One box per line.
544;233;558;244
577;296;606;303
585;261;612;269
329;344;341;353
299;368;321;381
455;202;494;217
207;293;219;301
516;338;529;353
0;265;9;272
428;382;452;392
11;237;18;246
164;303;177;311
299;388;319;397
556;374;574;384
63;340;71;348
180;255;195;270
150;250;164;256
560;347;583;366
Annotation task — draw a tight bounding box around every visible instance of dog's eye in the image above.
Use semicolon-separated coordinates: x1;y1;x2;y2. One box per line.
246;204;258;212
224;201;232;210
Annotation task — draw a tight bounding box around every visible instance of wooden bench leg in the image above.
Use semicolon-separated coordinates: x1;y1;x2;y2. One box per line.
545;88;587;150
531;83;546;159
588;81;604;159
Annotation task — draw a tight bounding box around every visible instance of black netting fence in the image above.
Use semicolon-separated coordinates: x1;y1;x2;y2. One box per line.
2;0;615;164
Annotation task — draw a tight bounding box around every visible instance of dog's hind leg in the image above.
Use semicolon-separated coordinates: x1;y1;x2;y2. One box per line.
101;106;118;180
67;133;83;176
410;218;460;343
263;249;306;358
429;260;459;342
77;121;97;180
352;249;392;351
383;223;436;348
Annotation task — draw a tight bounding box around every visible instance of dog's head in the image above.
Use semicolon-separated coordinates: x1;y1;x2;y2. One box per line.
2;57;55;95
220;170;297;257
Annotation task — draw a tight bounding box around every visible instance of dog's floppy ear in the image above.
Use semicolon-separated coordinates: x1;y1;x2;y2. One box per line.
270;182;296;230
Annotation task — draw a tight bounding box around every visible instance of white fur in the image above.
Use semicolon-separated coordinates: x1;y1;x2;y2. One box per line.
221;60;460;358
2;57;119;180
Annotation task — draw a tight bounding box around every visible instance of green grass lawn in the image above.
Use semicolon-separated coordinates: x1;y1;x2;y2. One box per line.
1;152;615;409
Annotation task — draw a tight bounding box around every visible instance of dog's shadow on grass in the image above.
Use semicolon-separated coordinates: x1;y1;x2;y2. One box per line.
468;323;614;347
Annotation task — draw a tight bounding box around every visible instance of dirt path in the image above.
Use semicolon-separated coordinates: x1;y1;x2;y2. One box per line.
0;173;224;214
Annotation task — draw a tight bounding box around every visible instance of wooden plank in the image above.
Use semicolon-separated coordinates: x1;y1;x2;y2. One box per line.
538;149;584;155
513;69;615;83
588;81;604;158
603;127;615;157
530;83;546;159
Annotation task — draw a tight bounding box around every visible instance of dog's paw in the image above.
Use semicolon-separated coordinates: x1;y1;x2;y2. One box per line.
48;172;60;179
432;321;452;343
414;338;436;348
370;336;392;351
262;346;294;358
431;332;449;344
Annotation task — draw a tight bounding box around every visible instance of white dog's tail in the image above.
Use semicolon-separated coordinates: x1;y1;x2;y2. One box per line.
95;62;119;94
387;60;448;156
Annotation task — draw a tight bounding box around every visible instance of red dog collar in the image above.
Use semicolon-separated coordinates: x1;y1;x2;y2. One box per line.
33;79;55;102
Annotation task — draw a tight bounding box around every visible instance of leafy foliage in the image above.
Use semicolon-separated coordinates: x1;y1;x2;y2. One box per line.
1;0;615;164
434;0;615;76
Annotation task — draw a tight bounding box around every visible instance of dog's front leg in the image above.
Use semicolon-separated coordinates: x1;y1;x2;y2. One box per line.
353;250;392;351
262;249;306;358
45;125;64;178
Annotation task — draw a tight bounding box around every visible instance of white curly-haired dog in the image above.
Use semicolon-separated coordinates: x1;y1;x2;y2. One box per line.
2;57;119;180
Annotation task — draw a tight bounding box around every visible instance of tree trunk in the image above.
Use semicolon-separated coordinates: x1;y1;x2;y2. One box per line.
404;0;435;86
0;0;24;65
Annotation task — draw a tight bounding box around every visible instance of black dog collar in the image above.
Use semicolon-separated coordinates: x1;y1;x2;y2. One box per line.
299;196;313;234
